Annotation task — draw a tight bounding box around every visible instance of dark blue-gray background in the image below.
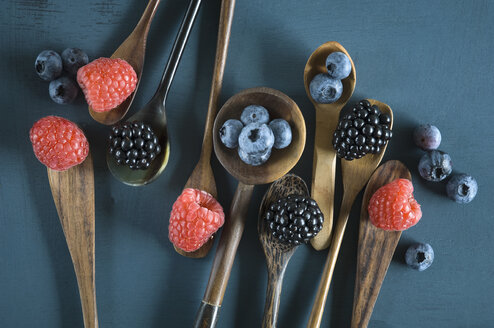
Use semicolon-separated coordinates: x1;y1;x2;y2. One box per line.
1;0;493;327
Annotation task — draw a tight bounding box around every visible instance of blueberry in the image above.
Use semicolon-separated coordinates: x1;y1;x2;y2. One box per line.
238;123;274;155
405;243;434;271
240;105;269;125
268;119;292;149
61;48;89;75
35;50;62;81
219;119;243;148
326;51;352;79
309;73;343;104
413;124;441;150
238;147;271;166
48;76;78;104
446;174;478;203
418;150;452;181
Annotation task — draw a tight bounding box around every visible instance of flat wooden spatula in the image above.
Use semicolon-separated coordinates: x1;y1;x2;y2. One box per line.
47;152;98;328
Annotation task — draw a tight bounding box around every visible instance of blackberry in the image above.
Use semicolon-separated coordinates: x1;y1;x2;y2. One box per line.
332;99;392;160
264;195;324;245
109;121;161;170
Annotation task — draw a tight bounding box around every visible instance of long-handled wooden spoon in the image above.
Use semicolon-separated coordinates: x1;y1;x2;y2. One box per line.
47;152;97;328
107;0;202;186
174;0;236;259
258;174;309;328
351;160;410;328
89;0;161;125
307;100;393;328
193;87;306;328
303;42;356;251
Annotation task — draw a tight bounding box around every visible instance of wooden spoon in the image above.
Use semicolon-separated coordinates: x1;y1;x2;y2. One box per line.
89;0;161;125
258;174;309;328
307;100;393;328
193;87;306;328
351;160;411;328
47;152;98;328
303;41;356;251
107;0;202;186
174;0;236;259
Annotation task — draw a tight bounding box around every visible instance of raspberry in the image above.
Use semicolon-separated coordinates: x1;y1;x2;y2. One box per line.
169;188;225;252
368;178;422;231
29;116;89;171
77;57;137;112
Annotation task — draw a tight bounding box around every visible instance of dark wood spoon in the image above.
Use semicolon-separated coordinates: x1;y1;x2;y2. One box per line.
258;174;309;328
351;160;411;328
193;87;306;328
47;152;97;328
174;0;236;259
89;0;161;125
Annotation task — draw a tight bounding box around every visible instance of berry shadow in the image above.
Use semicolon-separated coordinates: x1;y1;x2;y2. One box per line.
392;235;416;265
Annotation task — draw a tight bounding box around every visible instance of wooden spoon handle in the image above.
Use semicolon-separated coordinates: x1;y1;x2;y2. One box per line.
262;270;285;328
307;191;357;328
131;0;161;39
193;182;254;328
310;108;339;251
200;0;235;160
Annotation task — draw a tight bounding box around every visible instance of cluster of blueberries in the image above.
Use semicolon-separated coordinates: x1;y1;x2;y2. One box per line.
414;124;477;203
309;51;352;104
219;105;292;166
35;48;89;104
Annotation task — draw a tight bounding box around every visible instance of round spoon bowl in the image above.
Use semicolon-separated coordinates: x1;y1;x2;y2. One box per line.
213;87;306;185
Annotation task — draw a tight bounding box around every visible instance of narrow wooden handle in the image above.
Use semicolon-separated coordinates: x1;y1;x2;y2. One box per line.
307;192;356;328
197;182;254;326
262;270;285;328
200;0;236;159
193;301;220;328
133;0;161;38
310;109;339;250
75;258;98;328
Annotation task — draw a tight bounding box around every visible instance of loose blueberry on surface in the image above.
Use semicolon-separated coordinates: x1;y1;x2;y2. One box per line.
413;124;442;150
240;105;269;125
238;147;271;166
418;150;452;181
219;119;243;148
35;50;63;81
264;195;324;245
49;76;78;104
238;122;274;155
109;121;161;170
269;119;292;149
446;174;478;203
325;51;352;80
61;48;89;75
309;73;343;104
405;243;434;271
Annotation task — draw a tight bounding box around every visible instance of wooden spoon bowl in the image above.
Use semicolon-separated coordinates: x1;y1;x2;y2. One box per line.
303;41;356;251
213;87;306;185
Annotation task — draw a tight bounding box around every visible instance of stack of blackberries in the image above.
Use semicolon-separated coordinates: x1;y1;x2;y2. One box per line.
264;195;324;245
109;121;162;170
332;99;392;160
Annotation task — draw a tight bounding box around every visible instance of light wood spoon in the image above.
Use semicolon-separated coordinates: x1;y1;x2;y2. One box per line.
258;174;309;328
193;87;306;328
47;152;97;328
303;41;356;251
351;160;411;328
307;100;393;328
89;0;161;125
174;0;236;259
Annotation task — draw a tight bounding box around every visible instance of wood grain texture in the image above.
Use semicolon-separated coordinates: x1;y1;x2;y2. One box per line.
307;100;392;328
258;174;309;328
351;160;411;328
177;0;236;259
47;153;98;328
89;0;161;125
303;41;356;251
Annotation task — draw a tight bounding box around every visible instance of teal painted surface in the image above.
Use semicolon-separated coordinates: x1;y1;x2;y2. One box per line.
1;0;493;327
